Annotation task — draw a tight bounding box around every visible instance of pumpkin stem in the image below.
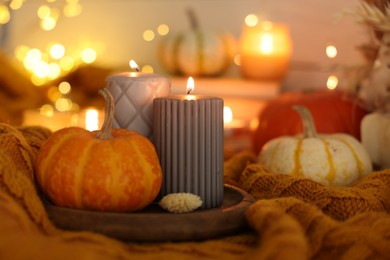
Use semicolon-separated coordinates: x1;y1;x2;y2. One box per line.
186;8;199;30
96;88;113;140
293;106;318;138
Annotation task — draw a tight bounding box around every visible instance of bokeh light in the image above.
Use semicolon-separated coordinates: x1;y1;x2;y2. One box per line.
40;104;54;117
0;5;10;24
58;81;72;94
10;0;24;10
224;106;233;124
245;14;258;27
81;48;97;64
326;45;337;58
327;75;338;90
157;24;169;36
143;30;155;42
50;43;65;59
141;65;154;73
60;56;75;71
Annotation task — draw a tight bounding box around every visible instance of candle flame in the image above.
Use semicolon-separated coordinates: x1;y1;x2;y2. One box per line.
260;33;274;54
85;109;99;131
129;60;140;72
186;76;195;94
224;106;233;124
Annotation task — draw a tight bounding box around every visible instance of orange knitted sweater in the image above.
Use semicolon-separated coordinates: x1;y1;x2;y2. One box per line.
1;123;390;259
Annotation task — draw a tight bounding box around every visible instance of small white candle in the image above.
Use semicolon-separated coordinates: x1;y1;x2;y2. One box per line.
106;60;171;138
85;109;99;131
153;77;224;209
240;21;292;80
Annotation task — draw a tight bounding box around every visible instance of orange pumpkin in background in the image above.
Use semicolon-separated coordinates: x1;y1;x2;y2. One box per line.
35;89;162;212
252;90;368;155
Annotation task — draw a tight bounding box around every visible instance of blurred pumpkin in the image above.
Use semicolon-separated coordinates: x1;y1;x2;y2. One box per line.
258;106;372;186
35;88;162;212
252;90;368;155
361;112;390;169
158;9;236;77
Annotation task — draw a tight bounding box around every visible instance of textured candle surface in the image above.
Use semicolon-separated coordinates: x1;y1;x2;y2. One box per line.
107;73;170;139
153;96;224;209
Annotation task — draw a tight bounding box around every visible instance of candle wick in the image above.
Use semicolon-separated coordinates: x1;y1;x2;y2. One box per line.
187;89;192;95
135;66;140;72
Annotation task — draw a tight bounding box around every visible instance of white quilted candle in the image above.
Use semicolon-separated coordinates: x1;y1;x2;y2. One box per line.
106;62;170;139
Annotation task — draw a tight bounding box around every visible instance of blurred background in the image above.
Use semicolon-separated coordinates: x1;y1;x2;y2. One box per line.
0;0;367;135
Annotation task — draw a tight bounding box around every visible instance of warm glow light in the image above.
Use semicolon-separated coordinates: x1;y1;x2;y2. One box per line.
262;21;273;30
0;5;11;24
58;81;71;94
234;54;241;66
50;43;65;59
33;61;50;78
47;63;61;79
186;77;195;94
23;48;42;70
31;75;47;86
129;60;140;71
15;45;30;61
260;33;274;54
327;75;338;90
55;98;72;112
85;109;99;131
25;48;42;65
249;118;259;131
240;21;292;80
245;14;258;27
81;48;97;64
59;56;75;71
41;16;57;31
157;24;169;36
143;29;155;42
47;87;62;102
142;64;154;73
10;0;24;10
37;5;51;19
326;45;337;58
224;106;233;124
64;2;82;17
40;104;54;117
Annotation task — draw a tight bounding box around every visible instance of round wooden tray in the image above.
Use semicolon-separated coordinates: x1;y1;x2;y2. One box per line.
42;184;255;242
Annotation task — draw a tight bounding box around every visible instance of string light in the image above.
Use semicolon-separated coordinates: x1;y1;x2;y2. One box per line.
327;75;338;90
326;45;337;58
2;0;82;29
245;14;258;27
143;29;155;42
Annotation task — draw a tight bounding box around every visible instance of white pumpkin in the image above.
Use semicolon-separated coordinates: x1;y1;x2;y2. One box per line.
158;30;236;77
361;112;390;169
258;106;373;186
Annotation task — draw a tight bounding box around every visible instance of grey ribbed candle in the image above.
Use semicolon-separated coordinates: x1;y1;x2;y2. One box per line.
153;95;224;209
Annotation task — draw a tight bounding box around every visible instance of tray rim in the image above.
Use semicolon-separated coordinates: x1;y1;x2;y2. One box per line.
41;184;255;242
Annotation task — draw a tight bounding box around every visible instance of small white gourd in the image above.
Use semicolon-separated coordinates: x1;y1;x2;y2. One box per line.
258;106;373;186
361;112;390;169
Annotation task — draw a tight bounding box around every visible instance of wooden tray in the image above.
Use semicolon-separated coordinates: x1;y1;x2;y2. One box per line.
42;184;255;242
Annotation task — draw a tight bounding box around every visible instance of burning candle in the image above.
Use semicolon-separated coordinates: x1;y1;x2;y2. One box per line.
85;109;99;131
106;60;170;138
240;21;292;81
153;77;224;209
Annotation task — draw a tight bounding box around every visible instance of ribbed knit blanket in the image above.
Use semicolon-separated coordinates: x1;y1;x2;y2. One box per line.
1;123;389;260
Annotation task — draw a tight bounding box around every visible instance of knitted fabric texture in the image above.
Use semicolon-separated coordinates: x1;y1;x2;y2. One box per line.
1;125;390;259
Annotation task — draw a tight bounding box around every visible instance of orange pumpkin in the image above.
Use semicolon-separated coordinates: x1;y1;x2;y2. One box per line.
35;88;162;212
